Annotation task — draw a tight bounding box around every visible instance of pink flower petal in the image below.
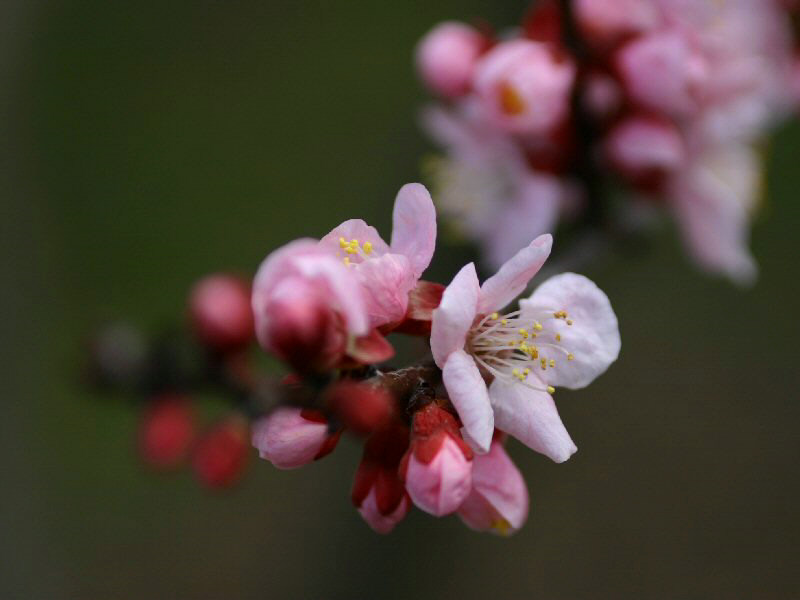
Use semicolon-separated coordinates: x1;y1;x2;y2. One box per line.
458;440;528;534
489;379;576;463
357;487;410;534
355;253;417;328
405;437;473;516
390;183;437;279
522;273;621;389
442;349;494;454
430;262;480;366
251;407;330;469
478;233;553;315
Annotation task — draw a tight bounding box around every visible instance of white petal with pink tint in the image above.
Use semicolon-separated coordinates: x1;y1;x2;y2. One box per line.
430;262;480;366
443;350;494;454
478;233;552;315
489;379;576;463
458;439;529;535
390;183;437;279
522;273;620;389
355;253;417;328
405;437;473;516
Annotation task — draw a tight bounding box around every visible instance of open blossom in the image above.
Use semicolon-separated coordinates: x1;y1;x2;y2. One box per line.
431;234;620;458
423;104;567;268
473;39;576;136
458;436;529;535
399;403;473;516
318;183;437;329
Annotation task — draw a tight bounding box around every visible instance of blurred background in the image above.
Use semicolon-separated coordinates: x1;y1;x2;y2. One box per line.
2;1;799;598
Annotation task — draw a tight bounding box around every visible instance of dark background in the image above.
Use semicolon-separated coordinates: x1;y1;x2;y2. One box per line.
2;1;799;598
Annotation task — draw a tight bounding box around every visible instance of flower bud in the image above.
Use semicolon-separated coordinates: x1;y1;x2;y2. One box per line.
351;424;410;534
457;438;529;535
251;407;340;469
192;415;251;488
138;395;196;470
474;39;575;135
416;22;485;98
575;0;658;46
399;404;473;516
189;274;254;352
325;380;393;436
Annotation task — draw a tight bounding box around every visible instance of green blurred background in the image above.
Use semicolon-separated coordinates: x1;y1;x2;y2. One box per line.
2;1;799;598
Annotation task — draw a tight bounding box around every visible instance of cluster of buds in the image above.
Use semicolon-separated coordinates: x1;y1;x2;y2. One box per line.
417;0;799;284
88;274;255;488
249;184;620;534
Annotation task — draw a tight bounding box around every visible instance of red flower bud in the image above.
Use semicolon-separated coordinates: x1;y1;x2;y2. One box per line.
326;380;393;436
192;416;251;488
138;395;196;470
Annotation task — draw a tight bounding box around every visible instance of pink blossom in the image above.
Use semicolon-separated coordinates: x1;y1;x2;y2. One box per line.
422;104;564;268
458;438;529;535
357;488;410;535
251;407;340;469
318;184;437;329
252;239;370;371
669;144;760;285
473;39;576;135
430;234;620;458
416;22;485;98
616;29;704;118
400;404;473;516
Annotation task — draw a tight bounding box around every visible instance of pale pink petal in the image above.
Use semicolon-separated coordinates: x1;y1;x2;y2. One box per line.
489;379;576;463
357;488;410;534
416;21;484;98
251;407;329;470
442;349;493;454
522;273;621;389
605;116;684;176
354;253;416;328
390;183;437;279
670;145;758;285
478;234;553;315
430;262;480;366
458;440;529;534
318;219;390;257
405;437;472;516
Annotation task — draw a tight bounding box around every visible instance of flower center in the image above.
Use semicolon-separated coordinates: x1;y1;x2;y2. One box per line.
466;308;575;394
499;82;527;116
338;237;374;267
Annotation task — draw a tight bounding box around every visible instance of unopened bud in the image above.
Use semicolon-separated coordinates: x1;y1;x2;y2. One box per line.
138;395;196;470
192;416;251;488
326;381;393;436
189;274;254;352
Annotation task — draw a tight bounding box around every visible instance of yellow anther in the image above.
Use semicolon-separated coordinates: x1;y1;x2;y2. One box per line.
518;328;529;339
501;319;508;325
533;321;543;331
553;310;567;319
350;238;358;244
343;257;351;267
344;246;359;254
363;241;373;254
549;359;556;368
524;368;531;375
540;358;547;370
546;386;555;394
566;319;573;326
555;334;561;342
567;353;574;361
339;237;348;248
491;312;499;320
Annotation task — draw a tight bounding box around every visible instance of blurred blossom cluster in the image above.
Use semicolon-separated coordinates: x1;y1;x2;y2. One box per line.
417;0;800;284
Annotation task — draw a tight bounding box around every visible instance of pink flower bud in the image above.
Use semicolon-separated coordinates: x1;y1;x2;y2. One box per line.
583;72;622;120
605;115;684;182
457;438;529;535
474;39;576;135
325;380;393;436
351;424;410;533
416;22;485;98
251;407;340;469
575;0;658;45
400;404;473;516
616;30;703;117
138;395;196;470
189;274;254;351
192;416;250;488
